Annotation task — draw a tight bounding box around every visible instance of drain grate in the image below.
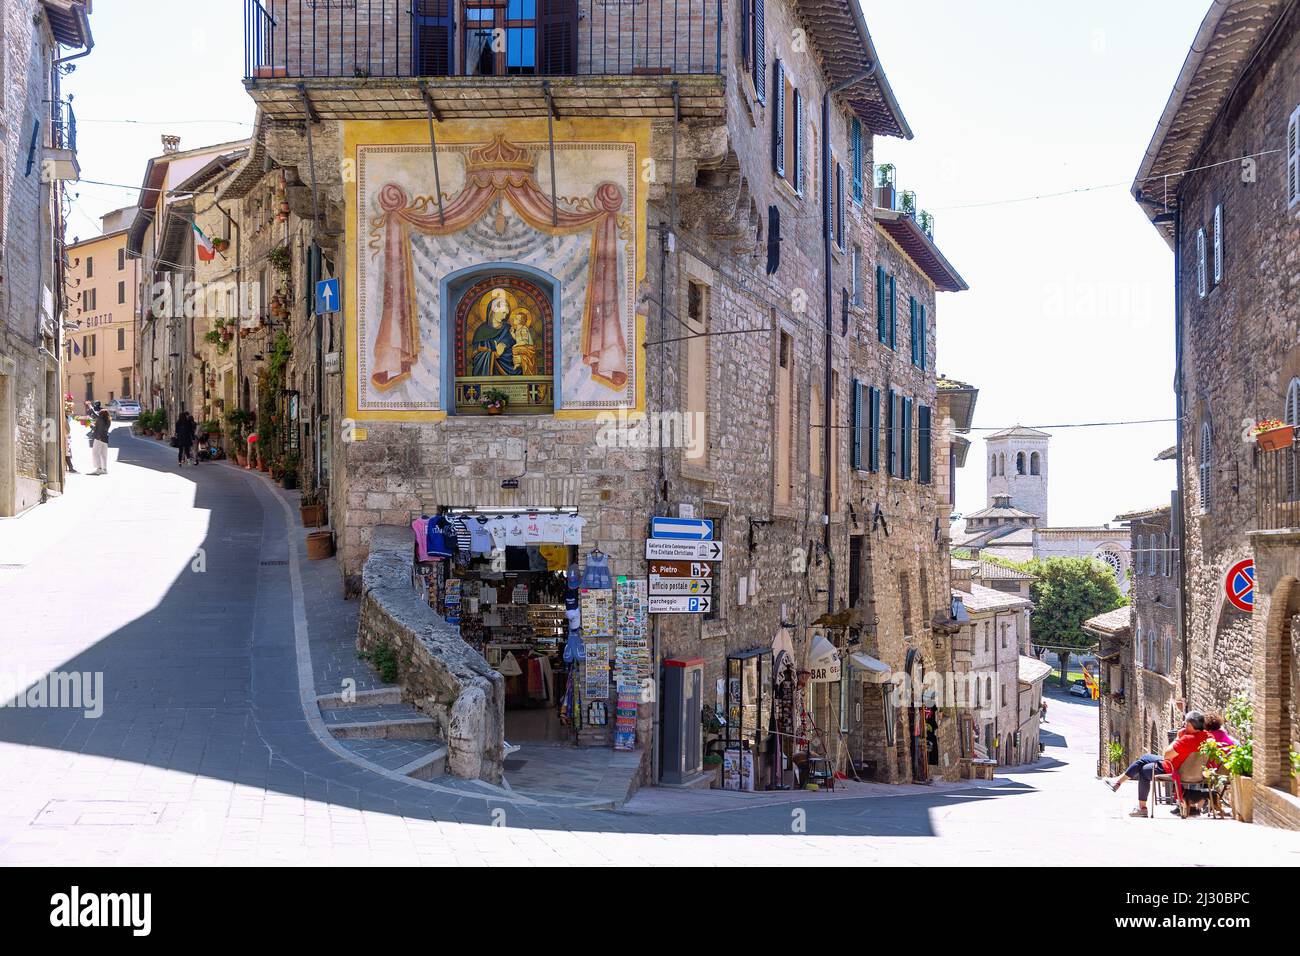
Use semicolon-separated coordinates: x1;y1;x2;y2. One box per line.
260;559;289;566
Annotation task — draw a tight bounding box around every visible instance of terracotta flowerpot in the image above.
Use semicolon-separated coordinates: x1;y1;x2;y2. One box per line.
300;503;325;527
306;531;334;560
1230;775;1254;822
485;404;504;415
1256;426;1294;452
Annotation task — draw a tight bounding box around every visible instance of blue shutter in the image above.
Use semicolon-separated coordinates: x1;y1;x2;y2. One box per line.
851;380;863;470
835;163;844;247
851;118;863;202
902;397;913;479
886;388;896;476
888;274;897;350
794;89;805;193
753;0;766;104
919;303;927;371
918;404;932;484
773;60;785;175
909;296;918;366
876;265;886;342
868;386;880;472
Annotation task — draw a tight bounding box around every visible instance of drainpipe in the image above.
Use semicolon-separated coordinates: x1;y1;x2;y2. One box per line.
821;66;876;613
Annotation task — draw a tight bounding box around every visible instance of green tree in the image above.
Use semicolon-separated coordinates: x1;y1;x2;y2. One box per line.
1020;557;1125;688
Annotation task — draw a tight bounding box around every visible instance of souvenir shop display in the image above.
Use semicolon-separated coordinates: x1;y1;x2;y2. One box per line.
407;508;634;748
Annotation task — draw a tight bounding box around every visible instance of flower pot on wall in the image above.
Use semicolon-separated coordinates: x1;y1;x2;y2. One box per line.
1256;426;1294;452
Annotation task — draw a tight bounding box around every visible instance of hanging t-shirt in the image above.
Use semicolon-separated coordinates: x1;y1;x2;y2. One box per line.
521;513;546;544
425;516;454;559
503;515;527;546
450;517;472;556
487;517;509;549
538;543;569;572
563;514;587;545
411;517;431;562
541;514;567;543
469;517;494;555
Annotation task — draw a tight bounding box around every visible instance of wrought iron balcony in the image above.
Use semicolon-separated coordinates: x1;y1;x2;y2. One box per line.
244;0;722;81
1256;434;1300;531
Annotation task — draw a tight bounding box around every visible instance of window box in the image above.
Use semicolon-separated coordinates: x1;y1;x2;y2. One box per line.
1254;422;1294;452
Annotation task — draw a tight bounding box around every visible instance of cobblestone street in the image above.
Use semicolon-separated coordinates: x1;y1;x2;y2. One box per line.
1;428;1296;866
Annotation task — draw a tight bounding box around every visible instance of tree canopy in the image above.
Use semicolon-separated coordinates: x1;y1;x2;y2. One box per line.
1020;556;1126;653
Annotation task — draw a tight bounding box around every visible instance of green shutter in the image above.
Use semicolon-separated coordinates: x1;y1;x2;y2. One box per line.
876;265;886;342
888;274;896;350
851;380;863;470
909;296;918;366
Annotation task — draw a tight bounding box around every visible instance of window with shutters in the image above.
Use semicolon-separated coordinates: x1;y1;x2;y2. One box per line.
1285;377;1300;500
775;327;794;504
742;0;766;103
1212;204;1223;286
118;248;125;271
414;0;454;76
86;256;94;279
83;288;96;312
876;264;887;342
868;385;880;472
887;273;896;349
772;62;803;195
901;396;913;479
117;328;125;351
118;281;126;305
1195;227;1207;298
909;295;919;366
918;302;927;371
918;404;932;484
811;382;823;477
1288;104;1299;211
834;161;845;248
886;388;897;477
772;59;786;177
851;117;863;203
1198;419;1212;513
851;379;864;471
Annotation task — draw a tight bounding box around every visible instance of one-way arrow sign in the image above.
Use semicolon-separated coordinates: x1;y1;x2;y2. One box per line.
645;539;723;562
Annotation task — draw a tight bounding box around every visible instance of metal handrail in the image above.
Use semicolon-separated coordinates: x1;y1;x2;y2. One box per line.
1256;433;1300;531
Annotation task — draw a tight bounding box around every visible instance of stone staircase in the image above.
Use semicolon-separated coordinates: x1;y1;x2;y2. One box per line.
315;687;447;781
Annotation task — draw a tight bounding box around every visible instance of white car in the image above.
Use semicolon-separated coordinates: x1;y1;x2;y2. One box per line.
109;399;141;421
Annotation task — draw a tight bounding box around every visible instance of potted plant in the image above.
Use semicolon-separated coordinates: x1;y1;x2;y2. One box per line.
306;529;334;560
267;243;291;276
480;388;509;415
281;452;299;490
1106;740;1126;776
299;486;326;528
1251;418;1294;451
1203;694;1255;822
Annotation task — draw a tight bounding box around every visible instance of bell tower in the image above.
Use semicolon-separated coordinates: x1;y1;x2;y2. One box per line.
985;426;1050;523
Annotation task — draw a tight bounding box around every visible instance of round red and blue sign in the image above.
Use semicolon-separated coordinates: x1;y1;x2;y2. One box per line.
1225;559;1254;613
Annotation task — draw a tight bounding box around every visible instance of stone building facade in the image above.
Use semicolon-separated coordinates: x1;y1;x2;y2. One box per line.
1132;0;1299;828
231;0;970;785
0;0;91;515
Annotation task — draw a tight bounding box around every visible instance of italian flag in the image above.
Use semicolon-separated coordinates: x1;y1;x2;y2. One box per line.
193;221;216;262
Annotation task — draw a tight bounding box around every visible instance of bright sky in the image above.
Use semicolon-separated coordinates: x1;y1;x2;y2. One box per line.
65;0;1203;527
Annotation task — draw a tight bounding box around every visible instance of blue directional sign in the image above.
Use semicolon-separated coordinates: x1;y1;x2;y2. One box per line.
315;278;340;315
650;516;714;540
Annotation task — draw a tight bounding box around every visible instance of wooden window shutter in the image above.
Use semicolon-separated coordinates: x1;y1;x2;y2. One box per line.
918;404;932;484
868;386;881;472
835;163;844;247
753;0;766;104
888;273;896;349
794;88;805;193
773;60;785;176
886;388;897;476
909;296;918;366
1212;204;1223;284
919;304;927;371
1199;421;1211;511
851;380;863;470
851;119;863;202
1195;227;1207;298
876;265;886;342
902;397;913;479
1288;105;1299;210
539;0;579;75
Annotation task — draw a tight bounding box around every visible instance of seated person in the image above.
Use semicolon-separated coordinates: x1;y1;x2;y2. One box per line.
1104;711;1210;817
1204;712;1235;747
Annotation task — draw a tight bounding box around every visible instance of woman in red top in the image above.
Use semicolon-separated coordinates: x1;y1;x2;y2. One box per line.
1104;711;1209;816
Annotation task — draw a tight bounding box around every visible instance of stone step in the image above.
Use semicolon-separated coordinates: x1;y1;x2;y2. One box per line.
335;737;448;779
319;702;442;740
315;687;403;710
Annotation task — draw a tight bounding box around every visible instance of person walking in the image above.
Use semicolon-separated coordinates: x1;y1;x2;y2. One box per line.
175;410;197;466
89;408;111;475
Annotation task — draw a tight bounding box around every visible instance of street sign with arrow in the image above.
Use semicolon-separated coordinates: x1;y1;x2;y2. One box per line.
644;539;723;562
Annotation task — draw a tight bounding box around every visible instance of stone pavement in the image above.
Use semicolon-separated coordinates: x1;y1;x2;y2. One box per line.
1;425;1299;865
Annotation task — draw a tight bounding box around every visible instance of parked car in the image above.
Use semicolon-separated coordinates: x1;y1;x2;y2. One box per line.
109;399;141;421
1068;679;1092;698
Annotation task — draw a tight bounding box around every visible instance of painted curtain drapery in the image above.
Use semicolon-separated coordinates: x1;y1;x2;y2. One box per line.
367;134;628;392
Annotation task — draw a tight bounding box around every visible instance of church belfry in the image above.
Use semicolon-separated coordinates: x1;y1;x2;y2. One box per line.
984;426;1050;523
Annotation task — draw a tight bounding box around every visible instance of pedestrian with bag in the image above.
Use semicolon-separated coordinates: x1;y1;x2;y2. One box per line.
89;408;111;475
174;409;197;466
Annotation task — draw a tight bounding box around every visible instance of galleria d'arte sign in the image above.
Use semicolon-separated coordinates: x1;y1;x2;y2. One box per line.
348;123;645;419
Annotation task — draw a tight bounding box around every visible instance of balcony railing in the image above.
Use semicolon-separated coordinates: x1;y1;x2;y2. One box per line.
52;96;77;152
244;0;721;81
1256;435;1300;531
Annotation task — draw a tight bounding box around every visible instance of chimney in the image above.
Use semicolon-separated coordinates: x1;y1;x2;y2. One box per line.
161;135;181;155
952;565;973;593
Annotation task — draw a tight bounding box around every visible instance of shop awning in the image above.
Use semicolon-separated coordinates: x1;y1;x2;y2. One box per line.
848;652;892;683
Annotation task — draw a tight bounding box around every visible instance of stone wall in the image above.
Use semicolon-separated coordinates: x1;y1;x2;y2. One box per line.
358;526;506;783
1176;5;1299;732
